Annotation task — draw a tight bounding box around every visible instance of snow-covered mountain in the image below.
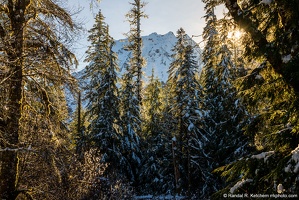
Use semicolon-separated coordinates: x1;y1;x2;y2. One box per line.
115;31;202;83
67;32;202;113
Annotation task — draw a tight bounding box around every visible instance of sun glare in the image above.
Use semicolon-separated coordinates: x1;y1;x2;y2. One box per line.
228;30;243;40
235;30;242;39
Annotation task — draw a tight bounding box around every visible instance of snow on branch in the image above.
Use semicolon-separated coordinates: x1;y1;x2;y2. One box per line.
230;179;253;194
259;0;273;5
0;145;34;152
284;144;299;173
251;151;275;163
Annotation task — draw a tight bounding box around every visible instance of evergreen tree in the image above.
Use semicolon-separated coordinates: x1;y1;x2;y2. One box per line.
139;70;174;195
225;0;299;95
210;0;299;197
199;4;223;197
119;62;142;183
125;0;147;104
200;2;250;198
167;28;187;195
167;28;206;196
83;10;122;175
202;17;249;165
0;1;77;198
141;70;163;140
213;62;299;197
116;0;147;184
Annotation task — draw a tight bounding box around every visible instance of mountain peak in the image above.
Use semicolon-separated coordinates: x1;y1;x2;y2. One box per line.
114;31;201;83
76;32;201;83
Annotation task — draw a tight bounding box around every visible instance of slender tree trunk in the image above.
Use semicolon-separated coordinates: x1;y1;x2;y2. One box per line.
136;0;142;104
187;131;191;197
77;91;81;135
76;91;85;162
172;139;180;195
0;0;27;198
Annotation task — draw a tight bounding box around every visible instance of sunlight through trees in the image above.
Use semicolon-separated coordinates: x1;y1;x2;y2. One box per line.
1;0;299;199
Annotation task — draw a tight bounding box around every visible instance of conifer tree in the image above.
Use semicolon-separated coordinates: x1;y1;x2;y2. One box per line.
139;70;173;194
141;70;163;139
200;2;250;197
213;49;299;198
202;17;249;164
0;1;77;198
167;28;187;195
117;0;147;184
209;0;299;197
167;28;206;196
125;0;147;104
225;0;299;95
213;63;299;197
83;10;122;175
119;62;142;183
167;28;188;164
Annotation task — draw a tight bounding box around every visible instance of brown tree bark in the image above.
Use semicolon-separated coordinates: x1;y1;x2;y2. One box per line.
0;0;29;198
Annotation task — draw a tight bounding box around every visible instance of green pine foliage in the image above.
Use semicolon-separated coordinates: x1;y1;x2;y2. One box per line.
125;0;148;103
202;18;249;163
141;70;164;139
1;0;299;198
213;60;299;197
138;71;174;195
167;28;208;196
200;4;251;198
209;0;299;198
225;0;299;94
117;0;147;184
83;10;123;177
119;62;142;182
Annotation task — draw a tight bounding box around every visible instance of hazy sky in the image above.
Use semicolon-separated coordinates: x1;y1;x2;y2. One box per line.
67;0;225;70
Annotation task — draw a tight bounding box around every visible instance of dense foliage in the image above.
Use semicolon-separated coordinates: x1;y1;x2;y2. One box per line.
1;0;299;199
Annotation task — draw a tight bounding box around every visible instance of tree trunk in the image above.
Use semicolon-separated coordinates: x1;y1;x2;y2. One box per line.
0;0;27;198
172;139;181;195
0;56;23;200
136;0;142;104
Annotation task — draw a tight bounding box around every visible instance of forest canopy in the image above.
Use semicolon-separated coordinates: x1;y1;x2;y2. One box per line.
0;0;298;199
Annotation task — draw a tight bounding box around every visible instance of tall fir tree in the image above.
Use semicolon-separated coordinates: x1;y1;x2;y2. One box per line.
117;0;147;184
200;2;250;198
119;62;142;183
83;10;122;176
125;0;147;104
167;28;207;196
167;28;187;195
138;70;174;195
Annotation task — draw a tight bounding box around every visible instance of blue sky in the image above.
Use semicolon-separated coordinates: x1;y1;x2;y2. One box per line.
67;0;225;70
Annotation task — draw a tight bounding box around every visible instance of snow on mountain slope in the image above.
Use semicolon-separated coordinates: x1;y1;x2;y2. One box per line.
67;32;202;113
114;31;202;83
